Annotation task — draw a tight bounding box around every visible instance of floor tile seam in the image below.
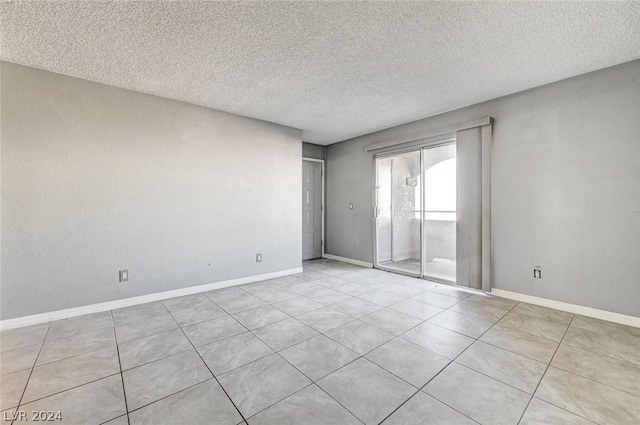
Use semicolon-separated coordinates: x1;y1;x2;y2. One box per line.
573;326;640;347
9;322;51;420
319;320;396;353
423;317;488;339
356;311;428;340
115;324;181;345
211;350;276;377
18;370;124;407
544;363;640;400
306;297;370;319
473;337;557;364
517;313;575;424
111;310;131;425
186;327;254;350
455;300;563;364
124;376;216;416
120;344;194;372
118;326;187;348
510;308;574;326
378;390;483;425
241;380;317;422
99;413;130;425
521;396;601;425
234;314;292;332
553;339;640;375
409;301;529;425
297;314;360;334
249;323;319;354
256;343;366;418
397;308;479;340
38;324;116;353
273;304;325;318
44;322;116;344
560;331;640;366
168;308;247;424
415;348;511;425
504;309;574;328
0;342;44;377
315;331;433;387
112;302;174;328
162;299;222;316
496;319;568;344
309;383;367;425
114;344;199;374
265;344;376;424
362;349;449;391
449;359;539;395
201;293;263;318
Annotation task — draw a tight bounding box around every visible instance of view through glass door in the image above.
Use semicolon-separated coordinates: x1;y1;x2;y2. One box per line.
375;151;422;275
375;142;457;283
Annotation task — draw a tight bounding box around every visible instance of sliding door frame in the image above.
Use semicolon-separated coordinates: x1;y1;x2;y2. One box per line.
372;136;456;282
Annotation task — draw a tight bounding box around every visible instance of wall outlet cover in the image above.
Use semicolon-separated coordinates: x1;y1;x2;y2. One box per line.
119;269;129;282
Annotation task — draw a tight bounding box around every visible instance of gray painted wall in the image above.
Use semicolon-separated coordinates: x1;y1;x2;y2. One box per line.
326;60;640;316
1;62;302;320
302;142;326;160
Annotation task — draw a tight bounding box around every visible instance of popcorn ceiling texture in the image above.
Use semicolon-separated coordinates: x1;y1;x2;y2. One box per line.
2;1;639;144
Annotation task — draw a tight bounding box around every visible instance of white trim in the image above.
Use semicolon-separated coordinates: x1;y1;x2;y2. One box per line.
322;253;373;268
303;157;326;258
491;288;640;329
0;267;303;331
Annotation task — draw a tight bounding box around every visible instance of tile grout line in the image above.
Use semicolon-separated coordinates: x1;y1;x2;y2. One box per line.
11;322;52;418
201;287;330;423
377;298;522;425
514;313;576;425
10;322;51;425
111;310;131;425
217;270;395;423
164;302;249;424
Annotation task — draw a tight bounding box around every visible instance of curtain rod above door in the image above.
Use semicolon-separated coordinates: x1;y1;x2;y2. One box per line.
364;116;493;152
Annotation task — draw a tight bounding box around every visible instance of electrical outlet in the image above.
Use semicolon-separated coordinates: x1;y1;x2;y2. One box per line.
349;203;353;210
256;253;262;263
533;266;542;279
119;269;129;282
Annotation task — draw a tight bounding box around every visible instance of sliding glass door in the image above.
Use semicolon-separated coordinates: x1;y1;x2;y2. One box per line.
375;151;422;275
421;143;456;282
375;142;457;283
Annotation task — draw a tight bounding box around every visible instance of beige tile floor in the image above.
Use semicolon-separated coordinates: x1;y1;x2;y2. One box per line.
1;259;639;424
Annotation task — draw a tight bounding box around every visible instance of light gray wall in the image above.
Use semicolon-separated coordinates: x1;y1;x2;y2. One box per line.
326;60;640;316
302;142;326;160
1;62;302;320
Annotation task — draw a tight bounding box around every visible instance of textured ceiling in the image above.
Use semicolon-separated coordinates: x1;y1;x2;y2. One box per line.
2;2;640;144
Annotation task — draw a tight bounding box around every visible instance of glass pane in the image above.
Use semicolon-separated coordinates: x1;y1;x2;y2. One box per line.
422;144;456;282
376;151;421;275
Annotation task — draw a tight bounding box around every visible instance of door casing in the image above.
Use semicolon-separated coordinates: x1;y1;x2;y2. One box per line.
302;157;325;260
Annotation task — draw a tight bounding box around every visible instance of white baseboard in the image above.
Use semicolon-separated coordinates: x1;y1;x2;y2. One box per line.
322;254;373;268
0;267;303;331
491;288;640;329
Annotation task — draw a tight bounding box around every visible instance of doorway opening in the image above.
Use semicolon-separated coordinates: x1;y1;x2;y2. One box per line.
374;141;456;283
302;158;324;260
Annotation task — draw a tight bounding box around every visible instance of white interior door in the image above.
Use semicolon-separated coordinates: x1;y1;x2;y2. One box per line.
302;160;323;260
